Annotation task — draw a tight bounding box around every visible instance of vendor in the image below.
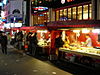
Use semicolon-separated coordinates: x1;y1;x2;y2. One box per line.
85;34;92;47
63;34;70;48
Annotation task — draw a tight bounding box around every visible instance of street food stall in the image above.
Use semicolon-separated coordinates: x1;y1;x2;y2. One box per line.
17;26;51;57
36;26;51;57
47;20;100;68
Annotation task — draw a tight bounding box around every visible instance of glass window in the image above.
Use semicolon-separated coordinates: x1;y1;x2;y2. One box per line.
78;6;82;20
72;7;76;19
64;9;67;17
47;12;49;22
83;5;88;20
43;13;47;22
68;8;71;20
60;10;63;17
56;11;59;21
89;4;92;19
38;15;43;24
60;10;63;21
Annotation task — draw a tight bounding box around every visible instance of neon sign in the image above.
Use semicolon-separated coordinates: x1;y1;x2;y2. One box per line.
33;6;48;11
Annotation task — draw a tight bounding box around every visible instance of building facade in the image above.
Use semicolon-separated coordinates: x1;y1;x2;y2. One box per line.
30;0;100;26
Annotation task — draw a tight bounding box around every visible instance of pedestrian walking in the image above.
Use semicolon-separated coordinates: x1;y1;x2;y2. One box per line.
0;32;8;54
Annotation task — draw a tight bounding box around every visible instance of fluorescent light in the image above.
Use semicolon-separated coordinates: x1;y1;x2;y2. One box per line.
37;30;48;33
92;29;100;34
82;29;90;33
73;30;80;33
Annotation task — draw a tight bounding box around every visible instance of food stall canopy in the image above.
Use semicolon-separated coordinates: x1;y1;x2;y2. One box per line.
47;20;100;29
20;26;47;30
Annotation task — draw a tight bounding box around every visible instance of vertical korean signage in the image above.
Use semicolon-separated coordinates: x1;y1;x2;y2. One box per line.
10;0;23;23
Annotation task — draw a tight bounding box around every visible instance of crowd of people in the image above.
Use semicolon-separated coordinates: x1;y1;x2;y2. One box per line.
11;31;38;56
0;31;38;56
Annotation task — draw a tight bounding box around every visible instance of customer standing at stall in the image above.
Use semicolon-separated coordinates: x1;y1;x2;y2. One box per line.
29;32;38;56
0;32;8;54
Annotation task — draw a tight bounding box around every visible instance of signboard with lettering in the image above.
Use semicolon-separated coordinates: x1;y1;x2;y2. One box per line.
31;6;48;14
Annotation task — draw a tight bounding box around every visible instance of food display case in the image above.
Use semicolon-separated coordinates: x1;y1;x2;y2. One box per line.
59;47;100;59
58;28;100;68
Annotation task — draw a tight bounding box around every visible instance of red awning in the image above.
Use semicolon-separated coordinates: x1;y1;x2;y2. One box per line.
20;26;35;30
20;26;47;30
47;20;100;29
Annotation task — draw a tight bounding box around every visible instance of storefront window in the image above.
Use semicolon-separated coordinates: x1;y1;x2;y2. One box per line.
56;11;59;21
60;10;63;17
83;5;88;20
43;13;47;22
64;9;67;17
60;10;63;21
89;4;92;19
72;7;76;19
47;12;49;22
55;3;91;21
38;12;48;24
68;8;71;20
78;6;82;20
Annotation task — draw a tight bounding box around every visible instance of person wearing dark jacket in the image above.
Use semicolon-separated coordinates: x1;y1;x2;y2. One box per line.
1;32;8;54
29;33;38;56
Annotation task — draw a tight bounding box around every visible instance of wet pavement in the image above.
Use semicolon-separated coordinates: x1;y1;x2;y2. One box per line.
0;45;99;75
0;45;72;75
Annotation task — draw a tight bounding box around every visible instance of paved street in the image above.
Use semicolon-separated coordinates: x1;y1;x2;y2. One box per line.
0;45;72;75
0;45;99;75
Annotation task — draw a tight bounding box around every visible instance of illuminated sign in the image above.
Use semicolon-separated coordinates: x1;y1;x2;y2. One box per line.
67;0;74;2
32;6;48;13
61;0;65;4
2;0;8;5
33;6;48;11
